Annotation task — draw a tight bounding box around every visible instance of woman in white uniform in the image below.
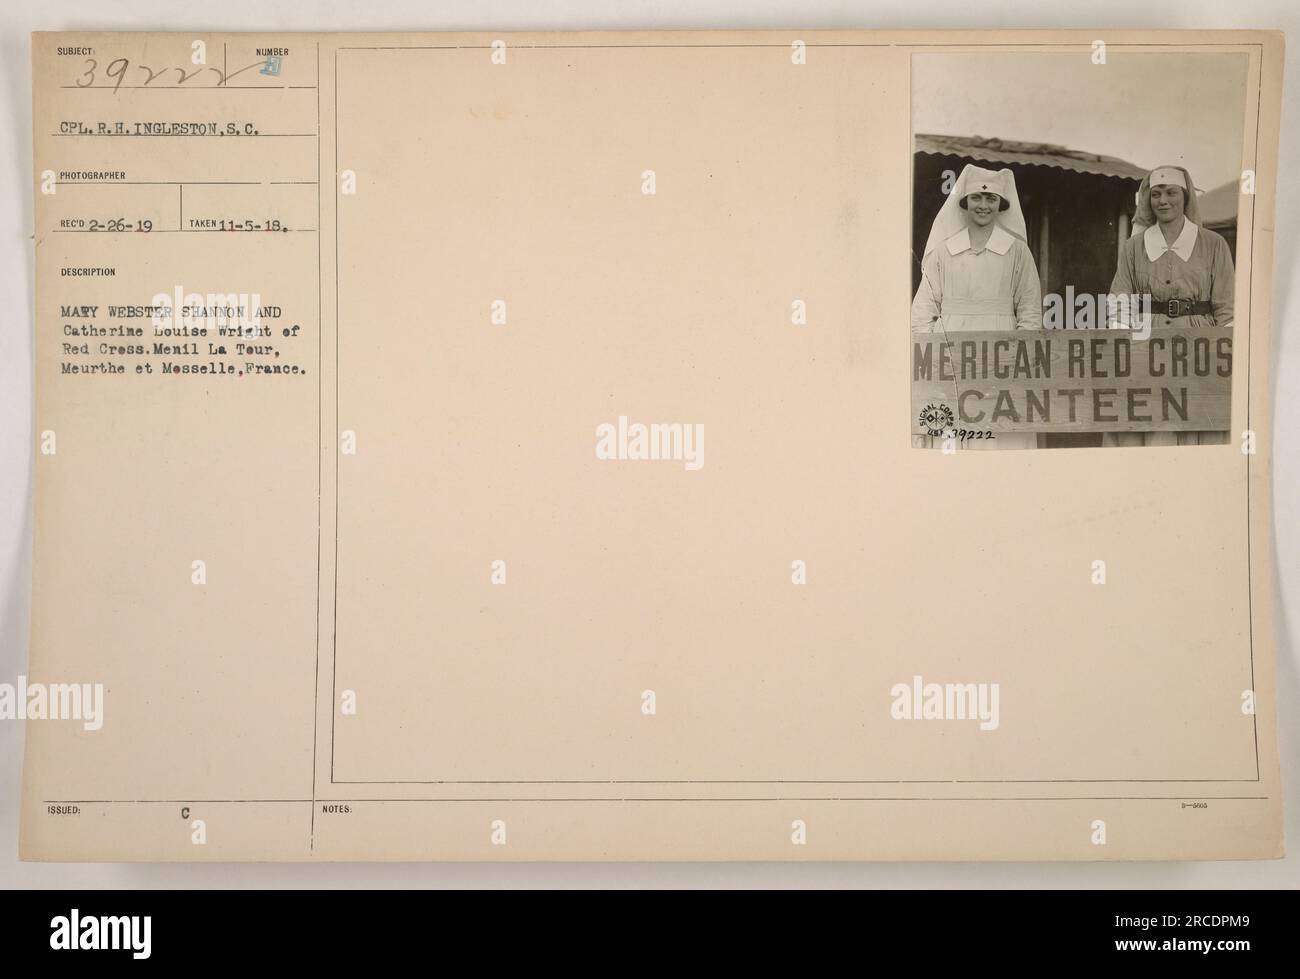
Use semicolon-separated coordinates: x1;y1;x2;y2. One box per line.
1104;165;1234;447
911;164;1043;449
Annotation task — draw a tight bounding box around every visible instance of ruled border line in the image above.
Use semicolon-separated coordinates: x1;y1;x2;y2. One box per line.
321;40;1269;795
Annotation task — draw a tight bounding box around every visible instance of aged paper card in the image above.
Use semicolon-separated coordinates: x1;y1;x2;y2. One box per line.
21;29;1284;860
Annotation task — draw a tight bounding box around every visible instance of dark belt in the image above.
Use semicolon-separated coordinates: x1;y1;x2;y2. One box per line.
1147;297;1213;318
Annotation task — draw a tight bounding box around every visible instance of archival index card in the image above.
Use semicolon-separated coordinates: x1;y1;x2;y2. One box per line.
21;30;1285;860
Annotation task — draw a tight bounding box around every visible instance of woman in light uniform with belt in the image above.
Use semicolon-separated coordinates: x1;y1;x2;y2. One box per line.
1105;165;1235;447
911;164;1043;449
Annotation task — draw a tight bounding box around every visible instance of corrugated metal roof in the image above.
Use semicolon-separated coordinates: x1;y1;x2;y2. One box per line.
915;133;1148;182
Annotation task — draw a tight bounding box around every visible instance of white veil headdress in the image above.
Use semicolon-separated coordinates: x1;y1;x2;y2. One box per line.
921;164;1029;258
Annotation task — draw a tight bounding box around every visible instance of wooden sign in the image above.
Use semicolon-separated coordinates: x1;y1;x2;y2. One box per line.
911;327;1232;435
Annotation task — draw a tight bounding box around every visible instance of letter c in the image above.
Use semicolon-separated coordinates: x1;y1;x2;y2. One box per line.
959;390;986;423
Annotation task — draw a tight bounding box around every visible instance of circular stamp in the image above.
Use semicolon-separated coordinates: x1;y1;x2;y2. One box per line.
918;402;955;437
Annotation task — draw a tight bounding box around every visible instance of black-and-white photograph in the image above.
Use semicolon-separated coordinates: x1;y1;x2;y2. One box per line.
910;51;1248;450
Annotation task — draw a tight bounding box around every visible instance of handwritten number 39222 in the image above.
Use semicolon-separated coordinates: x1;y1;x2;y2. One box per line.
76;58;267;92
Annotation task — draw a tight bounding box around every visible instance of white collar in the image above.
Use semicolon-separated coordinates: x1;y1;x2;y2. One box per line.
946;225;1014;256
1144;220;1199;262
